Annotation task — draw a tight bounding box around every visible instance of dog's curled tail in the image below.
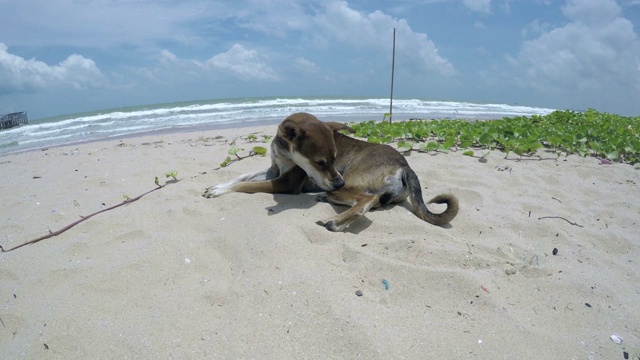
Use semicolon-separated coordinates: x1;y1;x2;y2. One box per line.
405;168;459;226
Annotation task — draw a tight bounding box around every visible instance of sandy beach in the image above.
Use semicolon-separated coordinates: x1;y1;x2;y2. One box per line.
1;123;639;359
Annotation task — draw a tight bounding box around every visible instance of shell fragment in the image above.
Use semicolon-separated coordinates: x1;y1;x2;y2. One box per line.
611;335;623;344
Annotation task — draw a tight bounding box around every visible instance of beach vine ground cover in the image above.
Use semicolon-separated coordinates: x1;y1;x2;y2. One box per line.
351;109;640;164
219;133;270;168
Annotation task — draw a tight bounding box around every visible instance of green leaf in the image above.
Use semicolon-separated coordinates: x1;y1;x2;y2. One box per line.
163;171;178;180
547;136;562;147
252;146;268;155
527;141;543;153
577;148;589;157
606;150;619;160
478;132;493;146
391;129;405;139
512;147;525;156
459;140;473;148
426;141;438;151
381;136;394;144
463;150;475;157
397;141;413;152
442;137;456;150
220;156;232;167
228;147;242;155
459;133;474;148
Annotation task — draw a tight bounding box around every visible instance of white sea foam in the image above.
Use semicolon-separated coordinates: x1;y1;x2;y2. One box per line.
0;97;556;155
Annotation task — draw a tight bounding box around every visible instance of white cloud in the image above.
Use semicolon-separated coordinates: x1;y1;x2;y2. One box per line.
160;50;178;63
208;1;455;78
1;0;215;48
474;21;487;29
508;0;640;98
562;0;620;24
521;20;553;39
142;45;279;84
501;0;513;14
293;57;319;73
232;0;311;37
0;43;104;94
314;1;455;76
151;50;205;83
463;0;492;13
58;55;106;89
205;44;279;81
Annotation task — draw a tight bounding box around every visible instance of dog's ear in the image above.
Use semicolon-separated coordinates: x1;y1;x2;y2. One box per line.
324;122;355;134
279;119;306;142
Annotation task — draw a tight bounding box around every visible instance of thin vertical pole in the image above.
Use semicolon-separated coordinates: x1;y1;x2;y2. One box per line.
389;28;396;123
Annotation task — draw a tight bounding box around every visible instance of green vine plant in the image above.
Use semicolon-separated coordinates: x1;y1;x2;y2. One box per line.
217;133;270;169
350;109;640;164
166;171;178;181
0;171;180;253
245;133;272;143
219;146;268;168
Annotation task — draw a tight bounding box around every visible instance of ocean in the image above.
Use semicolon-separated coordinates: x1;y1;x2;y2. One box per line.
0;97;556;156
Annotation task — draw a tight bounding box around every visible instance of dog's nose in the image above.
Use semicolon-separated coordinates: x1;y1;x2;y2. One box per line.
332;177;345;190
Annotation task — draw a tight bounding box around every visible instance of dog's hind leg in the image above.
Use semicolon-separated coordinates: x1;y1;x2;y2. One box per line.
319;189;381;231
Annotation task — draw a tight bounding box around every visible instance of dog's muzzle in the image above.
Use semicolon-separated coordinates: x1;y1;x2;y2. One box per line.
329;176;345;191
310;173;345;191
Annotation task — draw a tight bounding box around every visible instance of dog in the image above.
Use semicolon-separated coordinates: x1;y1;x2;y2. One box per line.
203;112;458;231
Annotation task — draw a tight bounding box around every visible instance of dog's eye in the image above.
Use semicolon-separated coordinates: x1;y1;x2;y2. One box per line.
315;160;326;167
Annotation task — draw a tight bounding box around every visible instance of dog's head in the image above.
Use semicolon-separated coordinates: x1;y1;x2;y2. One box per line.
278;113;354;191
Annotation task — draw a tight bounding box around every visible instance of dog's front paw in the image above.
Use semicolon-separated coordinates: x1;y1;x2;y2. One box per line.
315;194;329;203
203;185;229;198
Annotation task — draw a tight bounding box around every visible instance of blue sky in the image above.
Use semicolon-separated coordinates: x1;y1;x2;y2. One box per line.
1;0;639;119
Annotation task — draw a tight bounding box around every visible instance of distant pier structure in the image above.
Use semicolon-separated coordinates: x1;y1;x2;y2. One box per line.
1;112;28;130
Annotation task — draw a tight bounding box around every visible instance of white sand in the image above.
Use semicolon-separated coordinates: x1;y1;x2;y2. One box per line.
1;124;639;359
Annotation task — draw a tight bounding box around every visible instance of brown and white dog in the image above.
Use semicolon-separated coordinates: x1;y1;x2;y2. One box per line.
204;112;458;231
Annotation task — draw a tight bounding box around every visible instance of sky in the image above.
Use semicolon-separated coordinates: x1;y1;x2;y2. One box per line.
1;0;639;120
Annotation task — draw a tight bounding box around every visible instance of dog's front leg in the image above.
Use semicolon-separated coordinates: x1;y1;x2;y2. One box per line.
204;166;308;198
203;169;267;198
